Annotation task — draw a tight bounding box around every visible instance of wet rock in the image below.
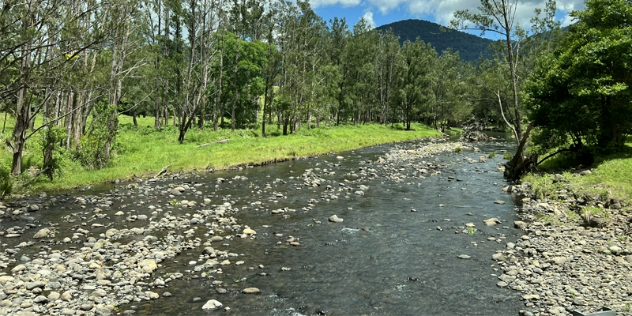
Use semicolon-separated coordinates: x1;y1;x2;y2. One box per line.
33;228;50;239
243;228;256;235
202;299;223;310
483;218;501;226
138;259;157;273
458;255;471;259
328;215;343;223
242;288;261;294
494;200;505;205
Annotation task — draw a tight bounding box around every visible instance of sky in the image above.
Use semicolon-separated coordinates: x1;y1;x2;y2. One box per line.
311;0;587;39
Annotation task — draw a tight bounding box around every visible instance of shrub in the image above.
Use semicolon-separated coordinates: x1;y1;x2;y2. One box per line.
488;152;496;158
503;153;512;160
0;164;12;196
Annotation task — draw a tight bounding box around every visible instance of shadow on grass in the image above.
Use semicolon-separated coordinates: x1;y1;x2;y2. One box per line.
538;140;632;172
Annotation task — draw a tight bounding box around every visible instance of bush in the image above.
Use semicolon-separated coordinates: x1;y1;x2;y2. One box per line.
455;147;462;153
41;126;66;180
74;102;117;170
503;153;512;160
488;152;496;158
0;164;12;196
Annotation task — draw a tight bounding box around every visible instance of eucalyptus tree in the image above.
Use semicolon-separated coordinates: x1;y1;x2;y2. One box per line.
2;0;107;175
175;0;223;142
343;18;377;125
395;39;434;130
429;50;470;131
375;30;400;125
260;1;281;137
327;17;350;125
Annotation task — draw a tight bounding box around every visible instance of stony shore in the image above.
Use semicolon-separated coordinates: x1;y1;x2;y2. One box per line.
495;175;631;316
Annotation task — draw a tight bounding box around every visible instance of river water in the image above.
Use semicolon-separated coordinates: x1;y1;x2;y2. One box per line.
1;135;525;316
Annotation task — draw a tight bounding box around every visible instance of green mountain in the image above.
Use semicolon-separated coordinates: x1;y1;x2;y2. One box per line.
376;19;494;62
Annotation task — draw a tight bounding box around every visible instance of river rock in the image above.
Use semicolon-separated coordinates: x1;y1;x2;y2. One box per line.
33;228;50;239
242;287;261;294
458;255;471;259
58;291;72;302
138;259;157;273
483;218;501;226
202;299;223;310
329;215;343;223
514;221;527;229
243;228;256;235
48;292;60;301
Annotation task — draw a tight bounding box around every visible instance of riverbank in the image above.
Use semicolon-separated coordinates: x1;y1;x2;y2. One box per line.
493;149;632;315
0;115;443;194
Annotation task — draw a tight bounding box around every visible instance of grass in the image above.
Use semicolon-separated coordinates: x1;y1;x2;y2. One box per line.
523;137;632;204
0;114;441;193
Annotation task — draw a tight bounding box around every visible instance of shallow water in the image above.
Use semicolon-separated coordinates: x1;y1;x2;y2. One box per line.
1;135;524;316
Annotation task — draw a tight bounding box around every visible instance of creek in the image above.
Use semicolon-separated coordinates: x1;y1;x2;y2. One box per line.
0;134;525;316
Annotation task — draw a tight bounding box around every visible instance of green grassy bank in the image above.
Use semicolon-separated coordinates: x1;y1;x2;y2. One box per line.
0;115;442;193
523;138;632;206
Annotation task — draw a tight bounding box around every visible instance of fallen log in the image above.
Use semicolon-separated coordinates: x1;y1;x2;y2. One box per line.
154;163;173;178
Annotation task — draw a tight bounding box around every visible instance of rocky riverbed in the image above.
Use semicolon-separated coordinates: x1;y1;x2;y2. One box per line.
494;176;631;316
0;136;552;315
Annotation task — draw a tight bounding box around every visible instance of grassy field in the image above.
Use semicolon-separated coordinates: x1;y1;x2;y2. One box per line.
523;138;632;204
0;115;442;193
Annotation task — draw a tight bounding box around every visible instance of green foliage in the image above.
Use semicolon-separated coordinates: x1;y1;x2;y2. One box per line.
455;147;462;153
75;102;117;170
524;0;632;152
488;151;495;158
503;153;512;160
0;164;12;196
41;126;67;179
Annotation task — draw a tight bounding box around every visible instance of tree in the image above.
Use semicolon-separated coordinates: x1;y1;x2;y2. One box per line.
394;39;434;130
451;0;560;179
524;0;632;160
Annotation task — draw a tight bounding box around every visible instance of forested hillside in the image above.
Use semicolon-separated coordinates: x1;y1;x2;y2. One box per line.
376;19;493;62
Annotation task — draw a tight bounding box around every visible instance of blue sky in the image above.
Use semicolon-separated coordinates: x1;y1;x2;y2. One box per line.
311;0;586;39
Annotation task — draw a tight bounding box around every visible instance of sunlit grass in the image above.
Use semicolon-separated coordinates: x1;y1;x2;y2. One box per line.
0;114;441;192
524;138;632;203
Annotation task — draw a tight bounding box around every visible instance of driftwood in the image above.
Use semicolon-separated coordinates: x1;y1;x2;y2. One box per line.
461;119;488;142
195;139;229;148
154;163;173;178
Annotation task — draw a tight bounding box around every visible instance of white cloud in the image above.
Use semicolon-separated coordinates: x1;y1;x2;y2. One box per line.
362;11;377;28
310;0;362;8
366;0;585;30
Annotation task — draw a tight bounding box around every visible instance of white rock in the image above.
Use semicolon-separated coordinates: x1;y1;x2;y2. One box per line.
202;299;223;310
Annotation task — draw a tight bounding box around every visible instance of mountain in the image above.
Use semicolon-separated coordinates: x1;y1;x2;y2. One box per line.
375;19;494;63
